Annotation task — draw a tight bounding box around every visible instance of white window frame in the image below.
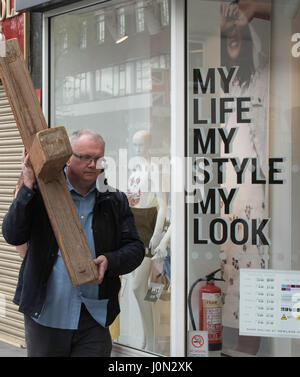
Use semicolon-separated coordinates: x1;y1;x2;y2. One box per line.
42;0;186;357
170;0;185;357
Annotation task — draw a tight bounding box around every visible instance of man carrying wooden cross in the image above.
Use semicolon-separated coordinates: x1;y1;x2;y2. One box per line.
2;129;145;357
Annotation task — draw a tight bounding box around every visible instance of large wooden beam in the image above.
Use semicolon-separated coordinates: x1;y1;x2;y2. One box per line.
0;39;98;286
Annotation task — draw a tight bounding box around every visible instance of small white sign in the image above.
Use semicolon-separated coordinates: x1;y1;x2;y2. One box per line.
240;268;300;338
188;331;208;357
144;282;164;302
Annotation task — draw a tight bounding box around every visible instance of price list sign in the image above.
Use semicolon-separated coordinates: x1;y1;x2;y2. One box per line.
240;269;300;338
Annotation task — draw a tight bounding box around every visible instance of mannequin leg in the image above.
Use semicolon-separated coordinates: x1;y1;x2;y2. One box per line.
131;257;154;351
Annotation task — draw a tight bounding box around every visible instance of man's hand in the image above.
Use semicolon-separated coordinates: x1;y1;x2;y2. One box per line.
21;149;36;190
90;255;108;285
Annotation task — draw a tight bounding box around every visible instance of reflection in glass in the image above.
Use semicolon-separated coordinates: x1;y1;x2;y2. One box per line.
51;0;171;356
136;0;145;33
187;0;300;358
96;13;105;44
79;19;88;49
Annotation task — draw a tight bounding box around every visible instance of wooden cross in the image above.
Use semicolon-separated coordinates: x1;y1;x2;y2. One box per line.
0;39;99;286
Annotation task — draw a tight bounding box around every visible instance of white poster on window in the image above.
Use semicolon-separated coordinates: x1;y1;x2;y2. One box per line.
240;269;300;338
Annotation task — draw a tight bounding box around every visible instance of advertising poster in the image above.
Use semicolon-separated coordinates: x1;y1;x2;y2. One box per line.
217;1;271;329
187;0;286;340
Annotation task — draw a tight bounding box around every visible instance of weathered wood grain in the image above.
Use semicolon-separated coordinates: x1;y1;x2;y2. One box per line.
0;39;98;286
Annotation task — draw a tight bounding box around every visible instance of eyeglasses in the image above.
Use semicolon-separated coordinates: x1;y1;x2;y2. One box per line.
72;153;106;169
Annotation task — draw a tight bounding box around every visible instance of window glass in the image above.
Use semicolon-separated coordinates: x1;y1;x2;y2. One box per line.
96;12;105;44
136;0;145;33
187;0;300;357
51;0;171;356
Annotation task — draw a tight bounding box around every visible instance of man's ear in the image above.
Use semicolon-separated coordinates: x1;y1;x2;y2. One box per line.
66;158;71;167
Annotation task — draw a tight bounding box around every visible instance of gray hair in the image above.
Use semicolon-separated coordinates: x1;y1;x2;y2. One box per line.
69;129;105;149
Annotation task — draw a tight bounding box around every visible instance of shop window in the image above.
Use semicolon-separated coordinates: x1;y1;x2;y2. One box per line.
113;65;119;97
74;72;88;100
159;0;169;27
50;0;171;356
79;19;88;49
117;7;126;39
95;69;101;92
63;76;74;104
136;0;145;33
101;67;113;97
136;59;151;93
58;27;68;54
119;64;125;96
96;13;105;44
187;0;300;358
125;62;134;95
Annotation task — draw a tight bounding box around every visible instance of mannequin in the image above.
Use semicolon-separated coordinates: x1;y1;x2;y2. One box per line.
126;130;168;352
153;224;171;281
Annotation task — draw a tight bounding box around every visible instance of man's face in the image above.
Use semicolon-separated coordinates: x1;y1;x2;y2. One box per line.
67;135;105;190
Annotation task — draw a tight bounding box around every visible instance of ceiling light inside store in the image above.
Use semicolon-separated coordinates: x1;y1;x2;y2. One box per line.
116;35;128;44
190;49;203;53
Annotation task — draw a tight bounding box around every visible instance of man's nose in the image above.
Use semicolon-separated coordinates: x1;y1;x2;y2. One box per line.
88;159;97;167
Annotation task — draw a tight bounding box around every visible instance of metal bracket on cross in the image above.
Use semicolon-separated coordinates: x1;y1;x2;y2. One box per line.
0;39;98;286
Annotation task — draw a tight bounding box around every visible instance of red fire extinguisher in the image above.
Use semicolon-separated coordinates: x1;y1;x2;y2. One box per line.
188;268;224;351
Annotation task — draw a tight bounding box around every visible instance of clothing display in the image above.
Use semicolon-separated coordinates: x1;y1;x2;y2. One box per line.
131;207;158;258
127;164;159;208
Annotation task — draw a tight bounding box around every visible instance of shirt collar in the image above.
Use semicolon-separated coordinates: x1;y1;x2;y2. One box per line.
64;167;97;197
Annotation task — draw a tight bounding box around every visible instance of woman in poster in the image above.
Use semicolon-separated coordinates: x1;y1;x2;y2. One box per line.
219;0;271;354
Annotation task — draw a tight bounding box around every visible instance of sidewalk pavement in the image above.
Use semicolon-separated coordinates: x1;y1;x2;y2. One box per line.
0;341;27;357
0;340;144;357
0;340;127;357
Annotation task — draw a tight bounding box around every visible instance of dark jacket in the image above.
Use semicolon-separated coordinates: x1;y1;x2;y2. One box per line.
2;182;145;326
